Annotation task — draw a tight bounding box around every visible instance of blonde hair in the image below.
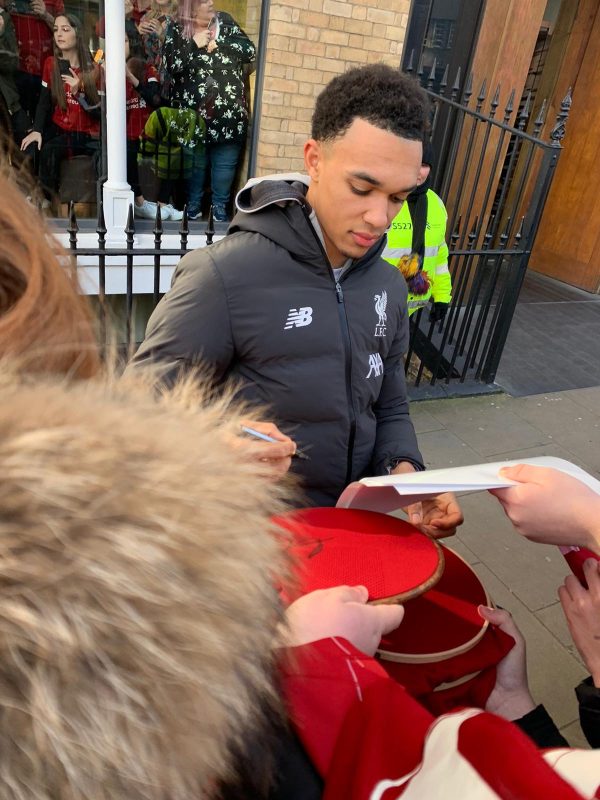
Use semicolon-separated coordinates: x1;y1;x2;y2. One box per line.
0;369;291;798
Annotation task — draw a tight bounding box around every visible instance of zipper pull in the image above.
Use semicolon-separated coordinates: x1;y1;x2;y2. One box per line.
335;281;344;303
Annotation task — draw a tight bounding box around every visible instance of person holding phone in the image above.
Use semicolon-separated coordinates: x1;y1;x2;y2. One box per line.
163;0;255;221
20;13;100;204
138;0;177;78
9;0;64;124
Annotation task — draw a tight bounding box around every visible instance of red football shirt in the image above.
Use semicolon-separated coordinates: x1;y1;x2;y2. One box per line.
12;0;64;76
42;57;99;136
125;64;159;140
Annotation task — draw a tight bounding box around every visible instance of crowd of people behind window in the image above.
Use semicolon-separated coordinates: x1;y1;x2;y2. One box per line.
0;0;256;221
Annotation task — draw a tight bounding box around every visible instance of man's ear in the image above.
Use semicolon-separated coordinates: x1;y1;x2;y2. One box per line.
304;138;322;181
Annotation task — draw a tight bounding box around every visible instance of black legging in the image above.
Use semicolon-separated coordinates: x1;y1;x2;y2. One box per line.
34;125;99;198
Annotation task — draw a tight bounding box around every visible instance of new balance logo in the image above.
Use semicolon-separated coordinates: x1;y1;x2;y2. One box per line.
284;307;313;329
366;353;384;379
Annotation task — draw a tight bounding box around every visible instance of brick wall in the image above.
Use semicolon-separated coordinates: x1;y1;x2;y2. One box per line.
255;0;411;175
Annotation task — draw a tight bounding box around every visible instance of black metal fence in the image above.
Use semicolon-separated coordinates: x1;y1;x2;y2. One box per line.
405;57;571;387
65;65;571;388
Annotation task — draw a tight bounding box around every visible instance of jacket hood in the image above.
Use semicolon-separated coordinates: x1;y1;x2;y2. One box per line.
0;365;291;799
231;174;388;269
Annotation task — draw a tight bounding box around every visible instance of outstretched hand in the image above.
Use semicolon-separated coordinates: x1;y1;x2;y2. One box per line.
283;585;404;656
559;558;600;687
490;464;600;553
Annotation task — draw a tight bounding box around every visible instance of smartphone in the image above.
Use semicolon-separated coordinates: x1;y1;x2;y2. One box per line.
157;14;166;22
58;58;71;76
10;0;33;13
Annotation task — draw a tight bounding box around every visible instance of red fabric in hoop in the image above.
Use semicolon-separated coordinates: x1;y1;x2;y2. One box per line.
273;507;442;602
379;545;488;658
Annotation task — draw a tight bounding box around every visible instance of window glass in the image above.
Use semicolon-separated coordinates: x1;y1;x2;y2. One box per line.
0;0;262;222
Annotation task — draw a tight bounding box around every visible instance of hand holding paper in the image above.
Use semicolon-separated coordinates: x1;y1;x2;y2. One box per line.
337;455;600;550
490;463;600;554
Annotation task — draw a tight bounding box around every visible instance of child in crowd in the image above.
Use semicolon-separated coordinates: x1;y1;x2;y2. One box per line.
124;33;169;220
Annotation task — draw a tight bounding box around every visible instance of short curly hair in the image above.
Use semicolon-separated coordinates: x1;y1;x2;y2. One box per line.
311;63;430;143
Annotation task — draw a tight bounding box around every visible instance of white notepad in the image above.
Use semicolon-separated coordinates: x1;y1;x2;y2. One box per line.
336;456;600;513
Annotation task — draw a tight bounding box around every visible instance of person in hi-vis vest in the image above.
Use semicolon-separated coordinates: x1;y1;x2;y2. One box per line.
382;141;452;322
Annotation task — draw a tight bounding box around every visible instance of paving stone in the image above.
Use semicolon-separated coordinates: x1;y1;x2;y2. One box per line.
414;428;482;470
444;537;480;566
408;403;446;434
560;720;591;749
445;414;549;457
471;563;587;729
495;272;600;396
536;602;585;669
481;441;585;466
563;386;600;415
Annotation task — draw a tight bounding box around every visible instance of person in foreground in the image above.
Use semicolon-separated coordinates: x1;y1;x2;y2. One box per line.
491;463;600;747
127;63;462;534
0;164;599;798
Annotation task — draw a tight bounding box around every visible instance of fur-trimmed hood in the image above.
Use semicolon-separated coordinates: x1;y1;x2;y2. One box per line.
0;366;291;799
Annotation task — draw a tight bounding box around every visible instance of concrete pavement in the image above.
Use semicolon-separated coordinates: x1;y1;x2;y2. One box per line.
410;385;600;747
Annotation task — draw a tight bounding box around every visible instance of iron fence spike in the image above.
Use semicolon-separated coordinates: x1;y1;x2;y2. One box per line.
96;200;106;235
417;53;425;79
427;58;437;89
463;72;473;99
125;203;135;235
179;203;190;239
549;86;572;145
439;63;449;93
534;98;547;128
469;216;479;237
451;215;461;238
505;88;515;119
514;216;525;244
451;66;461;93
153;201;163;235
501;216;512;238
205;205;215;245
67;201;78;233
520;90;532;119
477;77;487;103
491;84;500;107
406;49;415;74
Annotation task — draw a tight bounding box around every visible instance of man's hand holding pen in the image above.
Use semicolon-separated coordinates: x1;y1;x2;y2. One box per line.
233;421;308;479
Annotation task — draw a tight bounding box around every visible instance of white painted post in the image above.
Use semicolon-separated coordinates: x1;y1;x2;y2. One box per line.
102;0;133;242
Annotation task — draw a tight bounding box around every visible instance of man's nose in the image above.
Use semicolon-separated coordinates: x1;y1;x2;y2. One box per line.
363;198;389;230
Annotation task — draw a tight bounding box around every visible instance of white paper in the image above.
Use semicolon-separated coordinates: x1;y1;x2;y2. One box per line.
336;456;600;512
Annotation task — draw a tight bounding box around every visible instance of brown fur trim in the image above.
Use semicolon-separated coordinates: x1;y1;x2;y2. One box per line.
0;366;293;799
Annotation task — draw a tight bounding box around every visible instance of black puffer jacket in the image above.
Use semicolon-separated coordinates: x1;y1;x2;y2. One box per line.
129;176;423;505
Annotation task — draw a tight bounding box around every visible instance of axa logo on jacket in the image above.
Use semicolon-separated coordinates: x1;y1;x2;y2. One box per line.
284;307;313;330
366;353;384;379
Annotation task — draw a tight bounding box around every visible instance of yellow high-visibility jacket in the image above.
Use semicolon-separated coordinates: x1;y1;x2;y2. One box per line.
382;188;452;315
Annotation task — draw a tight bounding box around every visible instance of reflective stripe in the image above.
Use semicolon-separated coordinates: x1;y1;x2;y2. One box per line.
383;245;439;260
436;263;449;275
382;247;411;259
408;298;428;309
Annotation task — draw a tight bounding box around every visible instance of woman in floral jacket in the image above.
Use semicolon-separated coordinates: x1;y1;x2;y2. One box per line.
162;0;255;221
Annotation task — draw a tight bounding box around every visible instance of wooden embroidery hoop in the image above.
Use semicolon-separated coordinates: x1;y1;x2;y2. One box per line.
377;547;492;664
274;507;445;605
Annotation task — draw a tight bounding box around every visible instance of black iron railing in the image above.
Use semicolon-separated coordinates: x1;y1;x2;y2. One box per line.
65;64;571;389
405;56;571;386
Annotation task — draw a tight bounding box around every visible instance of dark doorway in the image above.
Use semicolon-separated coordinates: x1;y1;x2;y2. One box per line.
402;0;486;92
